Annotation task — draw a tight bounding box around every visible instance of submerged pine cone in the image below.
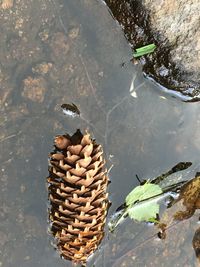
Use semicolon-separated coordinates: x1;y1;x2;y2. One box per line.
47;129;109;263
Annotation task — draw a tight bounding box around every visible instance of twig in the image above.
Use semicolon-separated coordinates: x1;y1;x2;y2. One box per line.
50;0;68;35
79;54;106;116
80;114;105;138
104;94;129;148
0;131;21;143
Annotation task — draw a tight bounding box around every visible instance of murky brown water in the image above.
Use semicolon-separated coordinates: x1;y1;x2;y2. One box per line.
0;0;200;266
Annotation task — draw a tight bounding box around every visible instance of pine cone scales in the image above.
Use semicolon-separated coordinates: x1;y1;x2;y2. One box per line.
47;129;109;263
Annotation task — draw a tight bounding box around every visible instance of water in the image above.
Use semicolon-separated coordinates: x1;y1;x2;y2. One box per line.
0;0;200;266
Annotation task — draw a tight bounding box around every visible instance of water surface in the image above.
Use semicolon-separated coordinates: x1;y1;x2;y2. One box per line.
0;0;200;266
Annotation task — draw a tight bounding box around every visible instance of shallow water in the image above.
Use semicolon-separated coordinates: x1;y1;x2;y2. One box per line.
0;0;200;266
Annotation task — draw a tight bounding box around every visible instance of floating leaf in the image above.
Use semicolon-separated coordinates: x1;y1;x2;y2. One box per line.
133;43;156;58
108;183;163;231
126;182;162;206
109;162;192;232
125;182;162;222
127;199;159;222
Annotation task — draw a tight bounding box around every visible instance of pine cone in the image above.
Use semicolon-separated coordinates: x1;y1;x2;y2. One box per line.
47;129;109;264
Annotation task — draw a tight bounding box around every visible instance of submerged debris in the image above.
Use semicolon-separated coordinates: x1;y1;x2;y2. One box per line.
1;0;13;9
157;173;200;262
61;103;80;118
22;76;47;103
47;129;109;264
173;173;200;221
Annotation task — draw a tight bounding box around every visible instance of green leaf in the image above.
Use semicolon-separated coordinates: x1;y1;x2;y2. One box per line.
127;200;159;222
135;44;156;53
125;182;162;222
133;43;156;58
108;190;164;232
125;182;162;206
109;162;192;231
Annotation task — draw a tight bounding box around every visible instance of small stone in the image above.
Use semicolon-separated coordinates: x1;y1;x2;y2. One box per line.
17;211;24;223
68;27;79;39
39;29;49;41
20;184;26;193
22;76;47;103
1;0;13;9
0;85;12;106
0;231;9;246
32;62;52;75
50;32;70;60
18;31;23;37
15;18;24;30
98;71;104;77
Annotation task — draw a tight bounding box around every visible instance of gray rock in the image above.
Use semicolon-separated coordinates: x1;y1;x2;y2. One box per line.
104;0;200;101
143;0;200;79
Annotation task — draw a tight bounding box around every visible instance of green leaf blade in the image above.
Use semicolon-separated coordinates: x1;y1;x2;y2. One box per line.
133;43;156;58
125;182;162;206
128;202;159;222
135;44;156;53
125;182;162;222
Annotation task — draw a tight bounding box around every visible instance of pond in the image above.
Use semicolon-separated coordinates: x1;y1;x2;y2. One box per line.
0;0;200;266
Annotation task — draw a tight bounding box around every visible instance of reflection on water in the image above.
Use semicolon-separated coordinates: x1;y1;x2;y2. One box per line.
1;0;200;266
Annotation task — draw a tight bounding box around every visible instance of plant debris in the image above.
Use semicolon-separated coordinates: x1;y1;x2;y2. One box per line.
61;103;80;117
158;173;200;235
133;44;156;58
